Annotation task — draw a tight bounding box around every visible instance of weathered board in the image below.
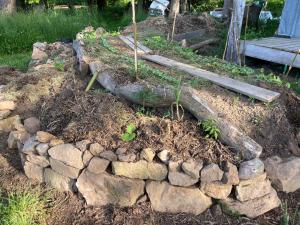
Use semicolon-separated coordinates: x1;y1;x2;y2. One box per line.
142;54;280;102
173;29;205;41
119;35;152;54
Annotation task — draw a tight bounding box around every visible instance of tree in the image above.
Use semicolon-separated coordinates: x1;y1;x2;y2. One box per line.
0;0;16;12
223;0;233;20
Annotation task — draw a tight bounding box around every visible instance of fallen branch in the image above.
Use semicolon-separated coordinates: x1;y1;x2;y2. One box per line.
189;38;219;50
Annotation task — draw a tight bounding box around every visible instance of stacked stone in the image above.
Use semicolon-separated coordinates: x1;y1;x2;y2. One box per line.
7;121;299;219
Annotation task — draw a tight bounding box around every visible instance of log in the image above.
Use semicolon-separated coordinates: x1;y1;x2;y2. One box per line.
189;38;220;50
89;61;262;160
74;38;262;160
173;29;205;42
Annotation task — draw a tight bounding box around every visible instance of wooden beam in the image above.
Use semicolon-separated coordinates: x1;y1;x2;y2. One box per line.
119;35;152;54
189;38;219;50
241;43;300;69
173;29;205;42
142;54;280;102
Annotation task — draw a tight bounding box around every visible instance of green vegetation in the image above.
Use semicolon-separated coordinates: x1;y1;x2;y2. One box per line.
121;123;137;142
199;119;220;140
0;8;147;70
281;202;300;225
53;57;65;71
0;190;47;225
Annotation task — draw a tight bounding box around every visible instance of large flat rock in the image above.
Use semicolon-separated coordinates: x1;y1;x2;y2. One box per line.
146;181;212;215
76;170;145;207
48;144;84;169
221;188;280;218
264;156;300;193
112;160;168;180
44;168;75;192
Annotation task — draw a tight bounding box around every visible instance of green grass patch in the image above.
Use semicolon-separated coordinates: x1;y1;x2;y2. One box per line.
0;190;47;225
0;52;31;71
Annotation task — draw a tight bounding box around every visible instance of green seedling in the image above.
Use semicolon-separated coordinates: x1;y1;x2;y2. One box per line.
199;119;220;140
121;123;137;142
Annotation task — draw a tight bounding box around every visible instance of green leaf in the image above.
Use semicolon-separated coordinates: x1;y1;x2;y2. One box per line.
121;133;136;142
126;124;136;134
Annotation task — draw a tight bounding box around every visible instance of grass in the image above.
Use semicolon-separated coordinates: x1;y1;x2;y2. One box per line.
0;7;147;70
0;190;47;225
281;201;300;225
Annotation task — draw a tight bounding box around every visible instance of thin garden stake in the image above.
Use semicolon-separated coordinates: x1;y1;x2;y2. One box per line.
85;72;98;92
171;13;177;42
131;0;138;79
242;4;250;66
285;49;300;77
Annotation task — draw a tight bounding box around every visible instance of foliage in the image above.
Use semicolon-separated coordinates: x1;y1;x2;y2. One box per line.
192;0;223;12
0;190;47;225
241;19;280;40
281;201;300;225
0;7;147;55
53;57;64;71
199;119;220;140
121;123;137;142
0;52;31;71
266;0;285;17
100;35;118;53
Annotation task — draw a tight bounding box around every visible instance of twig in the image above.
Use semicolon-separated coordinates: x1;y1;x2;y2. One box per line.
285;49;300;77
131;0;138;79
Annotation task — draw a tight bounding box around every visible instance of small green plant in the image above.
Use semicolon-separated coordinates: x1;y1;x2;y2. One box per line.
281;201;300;225
100;35;118;53
0;190;47;225
121;123;137;142
135;106;155;117
53;57;64;71
199;119;220;140
171;76;184;121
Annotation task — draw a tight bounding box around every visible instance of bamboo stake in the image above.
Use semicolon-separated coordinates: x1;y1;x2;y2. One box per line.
285;49;300;77
85;71;98;92
131;0;138;79
242;5;250;66
171;13;177;42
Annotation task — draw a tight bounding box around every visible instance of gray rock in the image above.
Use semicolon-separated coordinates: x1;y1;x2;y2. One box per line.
239;158;264;180
221;161;239;185
221;188;280;218
36;143;49;156
116;148;127;155
44;168;75;192
118;153;136;162
24;117;41;134
49;157;81;179
26;154;50;168
76;169;145;206
48;144;84;169
168;161;198;187
0;110;11;120
7;130;30;149
182;159;203;179
146;181;212;215
210;204;223;217
112;160;168;180
201;181;232;199
136;194;148;204
157;150;170;164
22;136;39;154
24;161;44;182
82;150;93;166
236;173;272;201
76;139;91;151
140;148;155;162
99;150;117;161
89;143;104;156
264;156;300;193
288;137;300;156
201;163;223;184
87;157;110;174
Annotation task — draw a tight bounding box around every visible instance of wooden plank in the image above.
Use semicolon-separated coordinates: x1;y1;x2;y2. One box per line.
142;54;280;102
173;29;205;41
241;43;300;68
125;36;152;54
119;35;145;54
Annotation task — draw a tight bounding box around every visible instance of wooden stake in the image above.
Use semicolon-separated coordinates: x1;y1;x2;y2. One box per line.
171;13;177;42
131;0;138;79
285;49;300;77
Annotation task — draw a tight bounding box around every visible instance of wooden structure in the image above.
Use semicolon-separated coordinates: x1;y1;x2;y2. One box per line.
241;37;300;68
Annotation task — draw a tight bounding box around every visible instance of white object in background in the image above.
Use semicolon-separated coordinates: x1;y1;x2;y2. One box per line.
259;11;273;21
209;10;223;19
149;0;169;16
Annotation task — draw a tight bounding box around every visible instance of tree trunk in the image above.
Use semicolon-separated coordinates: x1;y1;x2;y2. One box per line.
0;0;16;13
96;0;106;11
225;0;245;65
169;0;179;17
223;0;233;20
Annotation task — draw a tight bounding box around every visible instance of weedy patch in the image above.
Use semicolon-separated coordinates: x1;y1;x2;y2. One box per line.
53;57;65;71
199;119;220;140
121;123;137;142
0;189;47;225
281;201;300;225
